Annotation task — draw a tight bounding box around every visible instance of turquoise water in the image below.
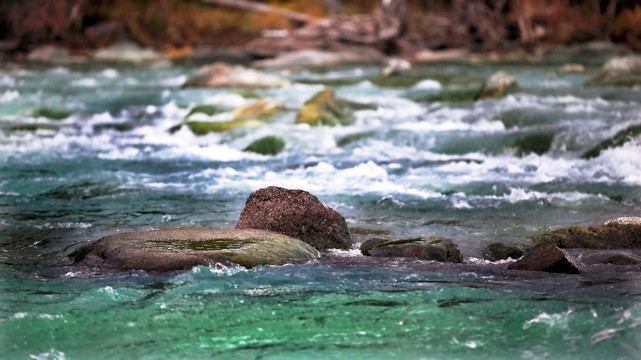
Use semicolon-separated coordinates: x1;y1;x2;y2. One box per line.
1;61;640;359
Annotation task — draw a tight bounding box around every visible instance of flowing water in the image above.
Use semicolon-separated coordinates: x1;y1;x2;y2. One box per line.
1;61;640;359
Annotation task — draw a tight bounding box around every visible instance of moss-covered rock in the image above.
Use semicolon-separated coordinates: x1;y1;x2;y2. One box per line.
295;88;356;127
475;71;518;100
185;104;224;119
170;118;263;135
360;236;462;263
532;218;641;249
482;242;525;261
244;136;286;155
581;124;641;159
32;107;72;120
587;55;641;86
511;132;555;156
70;228;320;272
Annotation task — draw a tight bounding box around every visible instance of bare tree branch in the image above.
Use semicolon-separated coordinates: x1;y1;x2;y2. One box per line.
200;0;311;25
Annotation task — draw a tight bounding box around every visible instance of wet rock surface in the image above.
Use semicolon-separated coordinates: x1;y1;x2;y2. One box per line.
482;242;526;261
508;244;580;274
183;62;291;89
236;186;351;251
361;237;462;263
475;71;518;100
532;217;641;249
70;228;320;272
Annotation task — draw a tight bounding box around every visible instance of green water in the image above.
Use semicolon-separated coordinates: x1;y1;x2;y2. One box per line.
3;264;640;359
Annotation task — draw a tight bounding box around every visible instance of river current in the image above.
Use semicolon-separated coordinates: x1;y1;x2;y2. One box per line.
1;61;640;359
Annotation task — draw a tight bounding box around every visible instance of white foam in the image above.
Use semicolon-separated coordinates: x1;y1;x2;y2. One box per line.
100;69;119;78
0;90;19;103
413;79;442;91
72;78;98;87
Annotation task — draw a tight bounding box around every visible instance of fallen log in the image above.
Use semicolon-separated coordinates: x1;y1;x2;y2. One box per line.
200;0;311;25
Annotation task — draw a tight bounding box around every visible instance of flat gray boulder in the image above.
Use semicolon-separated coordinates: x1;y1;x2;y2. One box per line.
70;228;320;272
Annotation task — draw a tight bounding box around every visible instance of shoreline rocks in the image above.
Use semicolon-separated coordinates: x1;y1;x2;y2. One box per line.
70;228;320;272
236;187;351;251
361;237;462;263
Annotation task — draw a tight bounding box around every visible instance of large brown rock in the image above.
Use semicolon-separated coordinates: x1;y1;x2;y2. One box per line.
70;228;320;272
532;217;641;249
235;186;351;251
507;244;580;274
360;237;462;263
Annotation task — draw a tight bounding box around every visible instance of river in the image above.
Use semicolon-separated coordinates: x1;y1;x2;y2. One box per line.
1;60;640;359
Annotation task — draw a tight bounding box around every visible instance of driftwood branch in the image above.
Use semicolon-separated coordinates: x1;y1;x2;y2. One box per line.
200;0;311;25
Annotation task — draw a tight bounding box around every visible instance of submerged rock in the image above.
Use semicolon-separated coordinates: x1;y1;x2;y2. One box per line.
475;71;518;100
93;41;168;65
183;62;291;89
254;48;384;68
558;63;586;73
236;186;351;251
361;237;462;263
587;55;641;86
32;107;72;120
508;244;580;274
482;242;525;261
602;253;641;266
243;136;286;155
295;88;355;127
70;228;320;272
532;217;641;249
581;124;641;159
511;132;556;156
170;119;262;135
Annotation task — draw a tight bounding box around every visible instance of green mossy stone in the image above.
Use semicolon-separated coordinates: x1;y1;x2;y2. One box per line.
185;104;224;119
581;124;641;159
70;228;321;272
32;108;72;120
170;118;263;135
243;136;286;155
336;131;375;147
511;132;555;156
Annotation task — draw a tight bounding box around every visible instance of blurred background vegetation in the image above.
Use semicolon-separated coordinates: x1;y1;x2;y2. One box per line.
1;0;640;54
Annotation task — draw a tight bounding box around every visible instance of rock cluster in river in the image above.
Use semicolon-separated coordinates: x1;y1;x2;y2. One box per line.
236;186;352;251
